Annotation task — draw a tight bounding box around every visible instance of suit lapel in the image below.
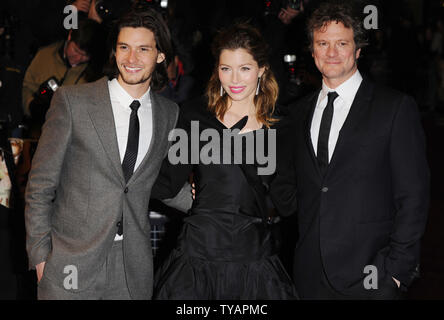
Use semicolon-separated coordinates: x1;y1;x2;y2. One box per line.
326;79;374;176
128;91;163;184
87;77;125;183
304;89;322;179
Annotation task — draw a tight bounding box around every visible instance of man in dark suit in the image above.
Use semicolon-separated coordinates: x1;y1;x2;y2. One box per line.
271;2;430;299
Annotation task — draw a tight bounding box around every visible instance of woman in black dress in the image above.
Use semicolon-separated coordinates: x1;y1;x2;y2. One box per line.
153;22;297;300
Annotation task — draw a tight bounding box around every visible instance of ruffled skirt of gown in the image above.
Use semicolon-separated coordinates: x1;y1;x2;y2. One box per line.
154;246;298;300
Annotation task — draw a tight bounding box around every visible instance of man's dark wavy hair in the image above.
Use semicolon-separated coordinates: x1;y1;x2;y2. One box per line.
307;1;368;52
104;5;173;91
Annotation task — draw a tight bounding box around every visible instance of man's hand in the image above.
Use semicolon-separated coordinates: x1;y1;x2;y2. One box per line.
36;261;46;283
72;0;91;13
392;277;401;288
88;0;103;23
278;4;303;25
191;183;196;200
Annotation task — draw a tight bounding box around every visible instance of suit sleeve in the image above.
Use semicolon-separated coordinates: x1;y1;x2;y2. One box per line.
24;88;72;269
160;182;193;213
386;95;430;286
269;115;298;217
151;156;192;200
151;109;193;200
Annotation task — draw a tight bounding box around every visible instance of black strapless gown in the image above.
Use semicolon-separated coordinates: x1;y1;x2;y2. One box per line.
153;100;298;300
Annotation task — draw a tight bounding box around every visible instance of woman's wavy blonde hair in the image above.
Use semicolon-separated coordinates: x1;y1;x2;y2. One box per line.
206;22;279;128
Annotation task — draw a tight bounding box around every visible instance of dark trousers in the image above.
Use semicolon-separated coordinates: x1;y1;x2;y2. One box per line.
0;206;18;299
294;214;403;300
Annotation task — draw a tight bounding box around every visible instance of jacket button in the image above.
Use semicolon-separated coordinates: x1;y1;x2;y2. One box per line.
321;187;328;192
124;187;129;193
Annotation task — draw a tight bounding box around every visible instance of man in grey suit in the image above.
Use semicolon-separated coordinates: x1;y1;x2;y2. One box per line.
25;7;181;300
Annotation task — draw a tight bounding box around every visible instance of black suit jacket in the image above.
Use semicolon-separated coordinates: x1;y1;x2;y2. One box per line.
271;77;430;296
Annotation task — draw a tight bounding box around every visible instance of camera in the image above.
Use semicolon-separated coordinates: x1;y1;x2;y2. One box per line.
34;77;60;104
264;0;301;17
95;0;133;23
283;54;301;84
135;0;169;11
29;77;60;125
281;54;305;104
287;0;302;10
146;0;169;9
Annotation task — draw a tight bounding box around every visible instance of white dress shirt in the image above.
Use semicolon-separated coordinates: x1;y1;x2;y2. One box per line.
310;70;363;162
108;78;153;240
108;78;153;170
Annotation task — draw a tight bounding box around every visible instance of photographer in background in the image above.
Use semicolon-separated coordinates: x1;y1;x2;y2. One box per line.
22;18;104;138
82;0;132;26
267;0;321;106
236;0;315;105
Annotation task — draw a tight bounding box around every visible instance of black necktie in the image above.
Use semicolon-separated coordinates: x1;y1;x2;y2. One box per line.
317;91;338;176
122;100;141;183
117;100;140;236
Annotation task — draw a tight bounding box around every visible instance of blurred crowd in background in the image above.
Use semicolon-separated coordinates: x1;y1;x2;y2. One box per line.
1;0;444;136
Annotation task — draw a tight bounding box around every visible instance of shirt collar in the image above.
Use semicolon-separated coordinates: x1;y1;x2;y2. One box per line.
319;70;363;106
109;78;151;110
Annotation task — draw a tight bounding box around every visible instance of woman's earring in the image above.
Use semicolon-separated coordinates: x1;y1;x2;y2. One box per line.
255;77;261;96
220;85;224;97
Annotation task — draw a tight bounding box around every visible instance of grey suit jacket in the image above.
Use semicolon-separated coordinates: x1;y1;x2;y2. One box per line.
25;77;179;299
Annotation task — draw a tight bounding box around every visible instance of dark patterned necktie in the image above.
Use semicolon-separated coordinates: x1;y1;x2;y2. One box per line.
122;100;141;183
117;100;141;236
317;91;338;176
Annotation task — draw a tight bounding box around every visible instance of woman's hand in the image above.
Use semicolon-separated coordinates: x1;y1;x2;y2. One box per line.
191;182;196;200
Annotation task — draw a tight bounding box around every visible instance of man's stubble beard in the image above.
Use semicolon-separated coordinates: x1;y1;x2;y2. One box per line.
120;72;152;86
